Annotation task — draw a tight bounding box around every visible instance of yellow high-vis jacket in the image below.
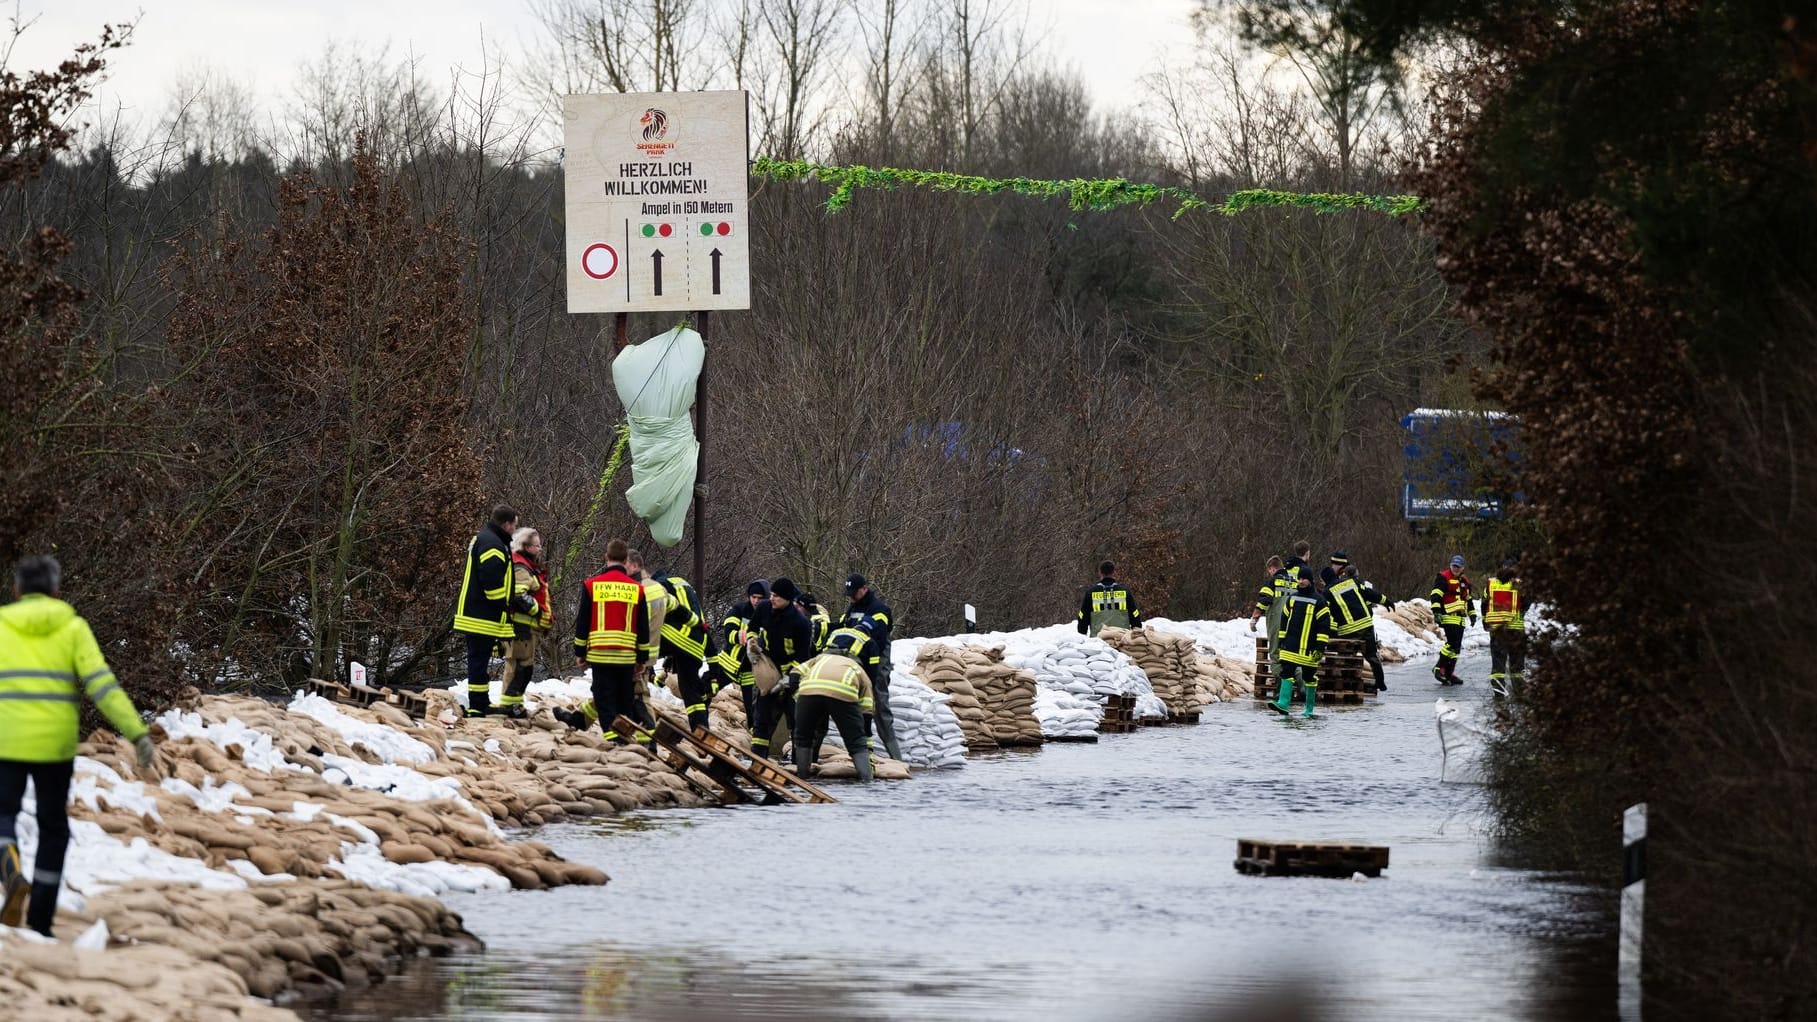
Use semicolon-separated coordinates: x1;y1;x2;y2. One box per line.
0;594;147;762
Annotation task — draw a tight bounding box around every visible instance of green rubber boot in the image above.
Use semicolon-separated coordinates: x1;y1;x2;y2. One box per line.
1271;676;1295;715
1301;686;1317;719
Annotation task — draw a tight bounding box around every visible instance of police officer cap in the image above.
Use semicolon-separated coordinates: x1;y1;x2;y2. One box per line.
1329;550;1351;565
746;579;771;598
844;572;867;594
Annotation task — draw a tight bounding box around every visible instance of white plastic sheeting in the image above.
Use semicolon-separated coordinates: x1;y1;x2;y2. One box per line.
1435;698;1491;783
611;325;704;547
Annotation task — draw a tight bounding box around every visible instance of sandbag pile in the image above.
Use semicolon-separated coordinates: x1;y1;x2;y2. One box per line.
884;670;968;768
72;727;613;896
69;878;481;1003
1097;626;1208;716
1032;688;1101;737
912;644;1043;748
1198;655;1256;701
1;926;296;1022
1003;636;1164;729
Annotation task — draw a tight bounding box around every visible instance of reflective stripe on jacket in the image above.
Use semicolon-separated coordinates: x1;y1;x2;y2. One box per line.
1430;570;1472;625
1277;592;1333;667
1485;577;1524;630
657;576;708;661
638;578;668;660
510;554;554;632
1325;578;1375;636
454;523;515;638
796;653;875;713
573;565;647;665
0;594;147;762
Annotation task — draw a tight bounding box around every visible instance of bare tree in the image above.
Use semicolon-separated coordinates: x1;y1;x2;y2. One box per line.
752;0;847;158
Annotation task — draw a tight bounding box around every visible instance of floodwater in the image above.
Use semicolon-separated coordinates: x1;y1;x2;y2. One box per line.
305;660;1615;1021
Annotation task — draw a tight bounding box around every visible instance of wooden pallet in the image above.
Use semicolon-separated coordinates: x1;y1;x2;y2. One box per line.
1234;838;1390;878
304;678;429;719
627;716;836;806
1099;693;1140;733
1167;711;1202;724
1046;733;1100;743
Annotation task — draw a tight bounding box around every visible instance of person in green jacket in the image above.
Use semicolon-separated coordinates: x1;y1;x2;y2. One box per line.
1;555;156;936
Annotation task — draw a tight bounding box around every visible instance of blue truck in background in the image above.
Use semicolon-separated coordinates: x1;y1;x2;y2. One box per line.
1401;408;1524;523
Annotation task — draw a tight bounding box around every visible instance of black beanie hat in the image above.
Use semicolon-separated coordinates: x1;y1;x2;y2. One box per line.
771;577;800;601
746;579;771;598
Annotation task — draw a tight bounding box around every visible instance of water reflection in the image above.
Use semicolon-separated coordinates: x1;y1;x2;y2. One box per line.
305;662;1616;1021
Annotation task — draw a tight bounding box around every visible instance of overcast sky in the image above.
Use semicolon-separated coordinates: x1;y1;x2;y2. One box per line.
10;0;1200;131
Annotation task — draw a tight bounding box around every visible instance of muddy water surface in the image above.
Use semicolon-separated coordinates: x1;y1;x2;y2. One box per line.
306;661;1614;1021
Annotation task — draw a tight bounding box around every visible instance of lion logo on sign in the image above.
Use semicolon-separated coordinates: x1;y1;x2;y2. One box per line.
639;108;669;141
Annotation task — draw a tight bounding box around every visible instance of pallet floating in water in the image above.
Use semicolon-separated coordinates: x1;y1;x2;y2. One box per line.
622;715;837;806
1234;838;1390;878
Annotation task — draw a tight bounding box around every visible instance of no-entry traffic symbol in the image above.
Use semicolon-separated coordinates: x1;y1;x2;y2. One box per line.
582;242;619;280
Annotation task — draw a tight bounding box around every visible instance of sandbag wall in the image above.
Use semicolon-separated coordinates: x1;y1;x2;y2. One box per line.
1004;636;1167;723
1097;626;1205;717
912;644;1044;748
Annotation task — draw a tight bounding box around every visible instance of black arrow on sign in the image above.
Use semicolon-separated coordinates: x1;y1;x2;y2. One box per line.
651;249;665;296
709;248;723;295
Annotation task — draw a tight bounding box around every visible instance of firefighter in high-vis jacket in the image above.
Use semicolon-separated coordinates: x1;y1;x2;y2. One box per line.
499;527;554;718
1271;574;1332;718
454;504;520;716
842;572;901;761
1;556;157;935
571;539;650;743
1249;555;1289;682
1484;558;1525;699
789;627;876;783
653;569;717;731
1322;552;1392;692
1078;560;1142;637
1430;555;1474;686
715;580;770;722
799;592;832;652
751;577;813;758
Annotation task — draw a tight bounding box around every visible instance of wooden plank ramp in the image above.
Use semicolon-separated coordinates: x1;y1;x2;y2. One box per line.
619;715;837;806
1234;838;1390;878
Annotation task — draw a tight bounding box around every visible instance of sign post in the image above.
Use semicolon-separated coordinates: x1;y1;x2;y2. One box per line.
564;91;750;593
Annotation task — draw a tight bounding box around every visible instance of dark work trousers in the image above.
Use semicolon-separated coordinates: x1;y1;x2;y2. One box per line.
1489;631;1527;699
793;695;872;782
589;663;641;741
868;664;902;761
464;634;495;714
1281;662;1319;701
0;758;75;935
1437;623;1465;683
1355;627;1386;691
668;652;710;730
750;689;795;758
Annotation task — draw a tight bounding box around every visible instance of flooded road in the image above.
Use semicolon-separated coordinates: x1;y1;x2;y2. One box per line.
306;661;1615;1021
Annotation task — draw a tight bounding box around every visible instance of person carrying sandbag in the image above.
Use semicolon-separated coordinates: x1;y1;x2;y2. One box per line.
1;555;156;936
751;577;812;760
715;580;771;723
789;628;876;783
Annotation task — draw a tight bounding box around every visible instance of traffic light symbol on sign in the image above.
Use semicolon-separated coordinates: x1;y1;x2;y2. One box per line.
696;221;733;237
642;223;674;238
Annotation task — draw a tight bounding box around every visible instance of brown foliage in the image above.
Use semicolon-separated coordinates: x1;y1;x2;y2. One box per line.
162;138;484;688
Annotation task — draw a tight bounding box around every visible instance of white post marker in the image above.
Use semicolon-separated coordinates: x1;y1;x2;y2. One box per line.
349;661;367;688
1620;802;1646;1021
964;603;977;634
563;91;751;313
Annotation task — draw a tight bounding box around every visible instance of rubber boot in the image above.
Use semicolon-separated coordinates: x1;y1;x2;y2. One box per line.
1271;676;1295;715
1301;686;1317;719
25;878;58;937
853;749;874;783
0;840;25;929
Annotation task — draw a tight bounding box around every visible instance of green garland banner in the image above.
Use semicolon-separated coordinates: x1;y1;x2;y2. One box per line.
749;157;1425;218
